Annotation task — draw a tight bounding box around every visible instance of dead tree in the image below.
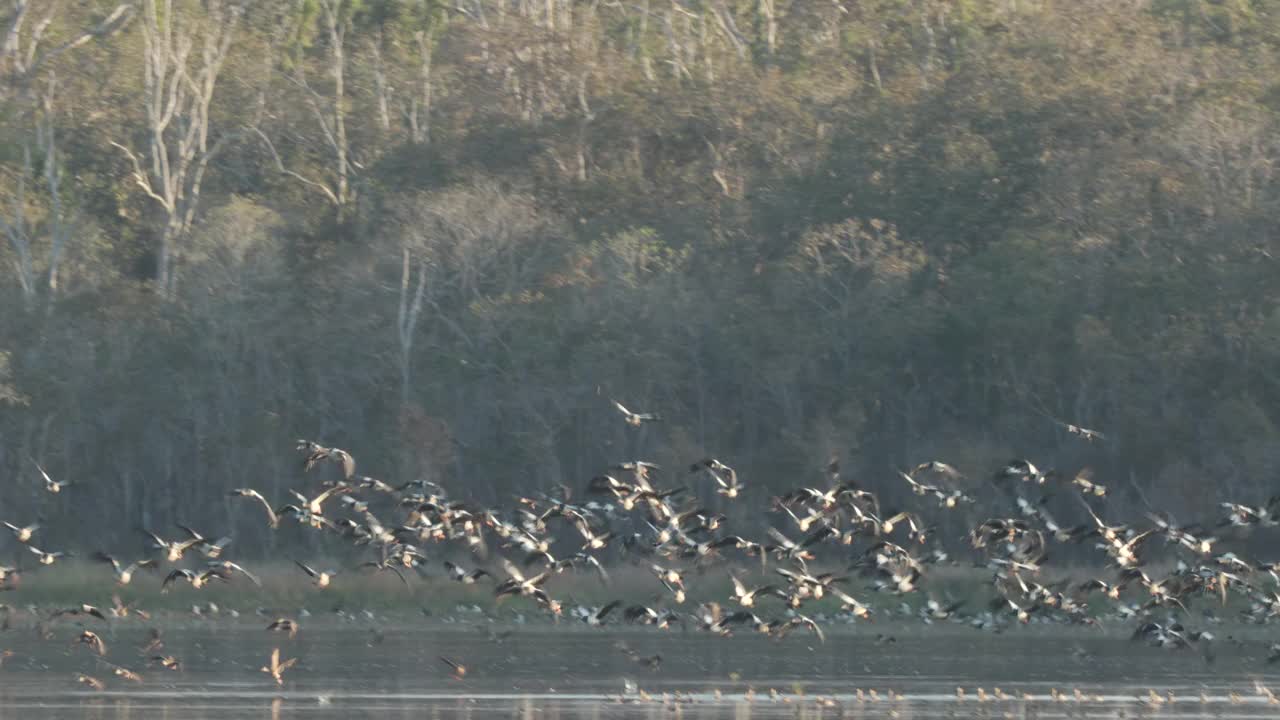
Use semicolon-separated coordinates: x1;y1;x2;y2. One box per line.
110;0;241;296
1;2;133;308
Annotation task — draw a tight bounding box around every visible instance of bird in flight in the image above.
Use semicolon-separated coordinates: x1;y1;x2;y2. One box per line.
612;400;661;426
261;647;298;686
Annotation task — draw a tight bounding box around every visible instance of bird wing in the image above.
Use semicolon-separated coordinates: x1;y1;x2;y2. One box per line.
597;600;622;620
500;557;525;583
387;565;410;589
229;562;262;586
311;485;348;510
161;569;189;590
93;552;122;573
240;490;279;528
766;527;794;548
32;460;55;486
142;529;171;550
336;451;356;479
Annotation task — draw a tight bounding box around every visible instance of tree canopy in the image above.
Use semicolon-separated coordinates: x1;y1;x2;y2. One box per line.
0;0;1277;553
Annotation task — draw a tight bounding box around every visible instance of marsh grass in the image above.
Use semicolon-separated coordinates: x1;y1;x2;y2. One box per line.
1;559;978;614
3;559;1242;627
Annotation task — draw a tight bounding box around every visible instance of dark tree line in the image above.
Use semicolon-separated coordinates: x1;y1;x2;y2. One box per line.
0;0;1278;556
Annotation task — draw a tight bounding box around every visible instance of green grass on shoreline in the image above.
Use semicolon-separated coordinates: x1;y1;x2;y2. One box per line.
1;559;1266;634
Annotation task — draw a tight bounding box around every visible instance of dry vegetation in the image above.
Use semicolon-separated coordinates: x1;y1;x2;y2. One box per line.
0;0;1278;557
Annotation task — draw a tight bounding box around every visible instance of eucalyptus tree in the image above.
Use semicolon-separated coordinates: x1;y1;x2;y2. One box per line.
0;2;133;307
109;0;242;296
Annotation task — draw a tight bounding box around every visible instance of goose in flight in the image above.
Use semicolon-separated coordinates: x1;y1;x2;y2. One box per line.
578;600;622;627
358;557;411;588
729;574;781;608
33;460;73;493
880;511;931;544
111;594;150;620
141;528;206;563
769;614;825;643
912;460;964;480
612;400;661;426
162;568;228;592
229;488;279;528
624;605;681;628
207;560;262;586
775;565;846;600
1070;468;1107;497
93;553;157;585
149;655;182;671
997;459;1052;484
1058;421;1106;442
105;663;144;684
494;558;551;599
266;618;300;638
440;655;467;679
830;587;873;620
288;485;351;518
28;546;67;566
75;673;105;690
75;630;107;655
444;561;490;584
295;561;338;589
261;647;298;686
52;604;107;622
4;522;39;543
574;519;614;551
898;471;940;497
297;439;357;479
691;459;742;499
765;527;818;563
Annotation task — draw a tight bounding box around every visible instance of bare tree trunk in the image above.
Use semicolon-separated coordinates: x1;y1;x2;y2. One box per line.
370;29;391;133
867;38;883;92
0;6;129;308
322;0;351;217
398;246;428;407
700;10;714;83
575;73;592;181
38;77;71;298
661;4;690;80
919;9;935;88
710;2;747;61
757;0;776;57
111;0;240;296
637;0;654;80
0;142;36;306
1;2;133;106
411;26;437;145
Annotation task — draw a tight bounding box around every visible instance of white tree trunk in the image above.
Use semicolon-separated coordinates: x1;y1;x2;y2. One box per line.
1;6;131;309
111;0;240;295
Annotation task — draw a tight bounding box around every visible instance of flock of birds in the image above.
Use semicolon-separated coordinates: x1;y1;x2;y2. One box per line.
4;400;1280;693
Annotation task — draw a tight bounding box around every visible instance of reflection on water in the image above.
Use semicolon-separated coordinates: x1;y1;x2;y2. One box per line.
2;622;1280;718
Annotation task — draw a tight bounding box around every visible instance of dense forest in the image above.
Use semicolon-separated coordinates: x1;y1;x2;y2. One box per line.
0;0;1277;556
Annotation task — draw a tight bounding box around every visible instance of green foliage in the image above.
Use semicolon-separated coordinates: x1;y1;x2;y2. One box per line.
0;352;26;407
0;0;1276;551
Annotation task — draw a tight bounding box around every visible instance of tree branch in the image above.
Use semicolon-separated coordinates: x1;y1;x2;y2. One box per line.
109;140;172;210
251;126;340;206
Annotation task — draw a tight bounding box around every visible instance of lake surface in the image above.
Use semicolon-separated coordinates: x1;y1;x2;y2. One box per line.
3;616;1280;718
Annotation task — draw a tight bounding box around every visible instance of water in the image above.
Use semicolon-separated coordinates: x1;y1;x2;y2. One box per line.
2;617;1279;718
